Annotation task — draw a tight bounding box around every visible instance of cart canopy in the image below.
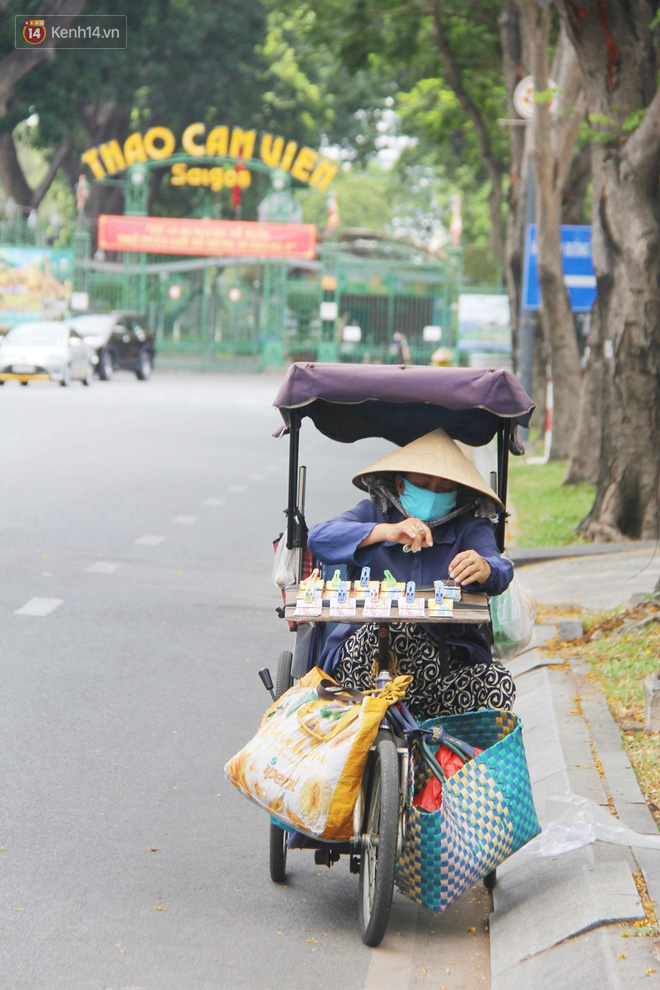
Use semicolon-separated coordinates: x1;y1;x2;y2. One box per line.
273;363;534;448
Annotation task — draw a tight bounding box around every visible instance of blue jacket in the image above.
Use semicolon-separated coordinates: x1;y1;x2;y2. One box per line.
307;499;513;673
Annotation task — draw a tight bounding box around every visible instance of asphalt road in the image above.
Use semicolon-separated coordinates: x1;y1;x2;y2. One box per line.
0;371;490;990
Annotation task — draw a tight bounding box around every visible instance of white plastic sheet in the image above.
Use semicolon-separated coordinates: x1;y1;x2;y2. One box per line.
520;792;660;856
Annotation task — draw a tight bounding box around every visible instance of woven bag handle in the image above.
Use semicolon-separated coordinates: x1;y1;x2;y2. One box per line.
420;738;448;783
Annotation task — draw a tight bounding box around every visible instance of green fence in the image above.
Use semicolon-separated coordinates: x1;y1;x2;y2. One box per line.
71;247;462;369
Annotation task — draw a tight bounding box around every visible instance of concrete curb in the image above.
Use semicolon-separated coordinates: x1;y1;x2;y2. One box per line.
508;541;659;567
489;637;660;989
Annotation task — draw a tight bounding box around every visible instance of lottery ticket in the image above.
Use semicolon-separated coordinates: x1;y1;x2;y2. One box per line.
397;597;426;618
362;597;392;618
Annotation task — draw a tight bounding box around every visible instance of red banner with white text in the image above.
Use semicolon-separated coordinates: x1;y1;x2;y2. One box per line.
98;214;317;259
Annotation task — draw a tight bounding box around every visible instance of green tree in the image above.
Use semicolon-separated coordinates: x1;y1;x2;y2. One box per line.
260;2;398;163
4;0;272;219
0;0;87;211
297;162;395;230
269;0;509;255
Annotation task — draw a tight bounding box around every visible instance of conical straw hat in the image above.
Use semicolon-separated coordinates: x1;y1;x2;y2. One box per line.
353;427;503;511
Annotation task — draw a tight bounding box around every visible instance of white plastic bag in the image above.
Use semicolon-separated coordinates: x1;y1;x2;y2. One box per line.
491;575;536;660
520;792;660;856
271;534;298;589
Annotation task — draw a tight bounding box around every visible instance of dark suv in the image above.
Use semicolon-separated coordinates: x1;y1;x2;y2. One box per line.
69;312;156;381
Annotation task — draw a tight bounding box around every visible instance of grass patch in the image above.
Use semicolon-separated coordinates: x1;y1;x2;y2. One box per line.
562;602;660;830
507;457;595;547
508;440;660;841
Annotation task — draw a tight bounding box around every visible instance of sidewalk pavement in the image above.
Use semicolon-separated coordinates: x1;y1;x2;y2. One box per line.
489;543;660;989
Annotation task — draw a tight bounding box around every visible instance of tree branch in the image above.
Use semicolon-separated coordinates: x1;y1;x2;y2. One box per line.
0;0;88;115
33;134;73;206
426;0;503;190
550;23;586;194
624;85;660;181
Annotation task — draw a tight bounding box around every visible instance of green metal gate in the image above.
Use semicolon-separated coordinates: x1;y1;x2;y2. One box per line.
72;238;461;369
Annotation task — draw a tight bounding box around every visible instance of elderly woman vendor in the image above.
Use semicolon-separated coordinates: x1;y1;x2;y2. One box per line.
307;427;515;719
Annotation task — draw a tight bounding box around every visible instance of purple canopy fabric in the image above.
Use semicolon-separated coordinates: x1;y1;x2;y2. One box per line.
273;362;535;448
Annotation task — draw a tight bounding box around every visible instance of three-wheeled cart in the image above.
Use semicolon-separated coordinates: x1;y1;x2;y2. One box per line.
264;362;535;946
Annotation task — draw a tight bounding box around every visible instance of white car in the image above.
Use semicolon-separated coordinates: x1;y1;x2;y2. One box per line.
0;321;93;387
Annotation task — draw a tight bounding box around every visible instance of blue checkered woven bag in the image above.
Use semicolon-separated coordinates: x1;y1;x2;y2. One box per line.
395;709;540;915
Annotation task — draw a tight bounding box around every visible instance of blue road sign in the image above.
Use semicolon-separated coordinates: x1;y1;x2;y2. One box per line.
522;224;596;312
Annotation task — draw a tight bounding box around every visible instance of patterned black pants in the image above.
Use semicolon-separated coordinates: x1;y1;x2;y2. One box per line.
333;621;515;722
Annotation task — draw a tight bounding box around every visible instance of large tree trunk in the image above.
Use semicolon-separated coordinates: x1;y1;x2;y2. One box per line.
75;98;131;246
564;139;610;485
0;131;32;207
563;301;603;484
561;144;590;224
521;4;583;459
558;0;660;540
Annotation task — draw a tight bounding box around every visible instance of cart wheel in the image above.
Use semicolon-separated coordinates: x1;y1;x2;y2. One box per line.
269;822;288;883
274;650;293;699
484;869;497;891
358;736;399;947
269;650;294;884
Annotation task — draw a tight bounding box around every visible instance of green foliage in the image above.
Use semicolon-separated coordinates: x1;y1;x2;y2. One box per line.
297;163;395;230
622;108;647;133
265;0;508;247
462;243;501;286
582;107;648;145
576;612;660;829
11;125;76;242
259;4;396;162
584;622;659;717
257;7;335;143
5;0;350;217
507;458;595;548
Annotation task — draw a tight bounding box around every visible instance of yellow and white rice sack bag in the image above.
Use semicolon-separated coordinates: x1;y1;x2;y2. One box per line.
224;667;410;841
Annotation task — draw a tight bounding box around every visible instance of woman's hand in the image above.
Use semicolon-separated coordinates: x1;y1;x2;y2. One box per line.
358;518;433;552
448;550;491;585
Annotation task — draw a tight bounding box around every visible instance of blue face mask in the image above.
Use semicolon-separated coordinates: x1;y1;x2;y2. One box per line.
400;478;457;522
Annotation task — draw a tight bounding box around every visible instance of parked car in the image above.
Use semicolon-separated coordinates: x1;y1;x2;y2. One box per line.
0;320;93;386
69;312;155;381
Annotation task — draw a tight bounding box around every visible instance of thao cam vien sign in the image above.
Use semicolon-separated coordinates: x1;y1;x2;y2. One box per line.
81;123;338;193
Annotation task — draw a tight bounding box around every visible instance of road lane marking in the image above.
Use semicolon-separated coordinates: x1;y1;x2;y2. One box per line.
86;562;121;574
226;484;247;493
14;597;62;617
173;515;197;525
135;535;166;546
203;498;225;507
